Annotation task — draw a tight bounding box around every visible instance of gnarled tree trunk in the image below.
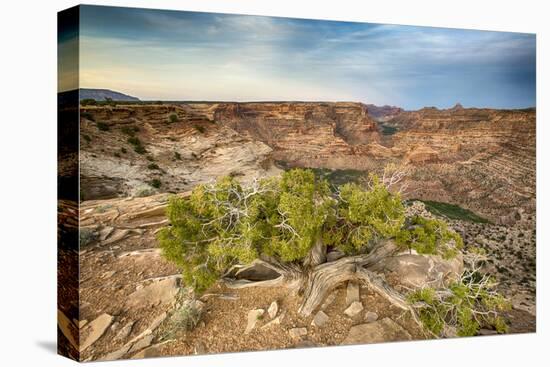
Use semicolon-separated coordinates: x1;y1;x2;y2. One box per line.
222;240;416;318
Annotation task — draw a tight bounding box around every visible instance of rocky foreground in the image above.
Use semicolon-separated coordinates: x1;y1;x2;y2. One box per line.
57;194;535;361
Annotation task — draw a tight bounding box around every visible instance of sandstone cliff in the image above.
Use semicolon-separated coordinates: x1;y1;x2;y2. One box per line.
213;102;381;168
386;107;536;225
79;104;279;200
79;102;535;226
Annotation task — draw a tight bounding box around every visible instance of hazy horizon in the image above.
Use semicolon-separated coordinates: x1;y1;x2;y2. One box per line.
59;5;536;110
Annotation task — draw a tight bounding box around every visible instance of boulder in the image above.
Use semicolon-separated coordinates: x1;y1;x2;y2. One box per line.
311;311;329;327
364;311;379;323
57;310;78;350
125;277;180;309
341;318;412;345
344;301;364;317
295;340;317;348
370;251;463;290
261;315;281;330
131;343;165;359
99;344;131;361
245;309;265;334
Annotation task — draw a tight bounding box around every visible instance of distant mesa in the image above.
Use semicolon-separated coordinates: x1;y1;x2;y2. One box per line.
450;102;464;110
365;104;404;120
79;88;140;102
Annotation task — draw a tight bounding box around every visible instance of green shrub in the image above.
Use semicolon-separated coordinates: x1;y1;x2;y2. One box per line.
169;114;179;123
127;136;141;146
80;98;96;106
134;145;146;154
146;155;155;162
396;216;463;258
96;122;110;131
114;152;121;158
147;163;160;170
408;272;511;337
150;178;162;188
127;136;146;154
82;134;91;142
121;126;139;136
120;147;127;154
81;112;95;121
79;228;97;247
193;125;206;133
174;151;182;160
165;300;204;337
135;186;155;197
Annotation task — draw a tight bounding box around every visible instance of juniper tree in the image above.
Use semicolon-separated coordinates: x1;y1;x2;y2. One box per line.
158;168;507;336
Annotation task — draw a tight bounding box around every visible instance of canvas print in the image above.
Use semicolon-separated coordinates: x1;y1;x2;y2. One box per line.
57;5;536;362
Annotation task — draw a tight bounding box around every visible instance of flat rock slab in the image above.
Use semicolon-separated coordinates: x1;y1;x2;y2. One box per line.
245;309;265;334
131;343;165;359
99;344;131;361
346;281;360;306
58;310;78;350
268;301;278;319
114;321;135;341
341;318;412;345
126;277;179;309
128;334;154;354
370;253;463;289
81;313;114;351
344;301;364;317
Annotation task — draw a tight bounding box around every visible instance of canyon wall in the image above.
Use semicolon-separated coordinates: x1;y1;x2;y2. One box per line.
213;102;381;168
387;107;536;225
79;102;535;226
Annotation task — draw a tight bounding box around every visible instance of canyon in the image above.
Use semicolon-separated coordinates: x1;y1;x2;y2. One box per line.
65;100;536;360
80;101;535;227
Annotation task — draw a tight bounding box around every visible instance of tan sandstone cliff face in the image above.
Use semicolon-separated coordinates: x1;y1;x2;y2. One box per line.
386;107;536;225
79;102;535;226
213;102;381;168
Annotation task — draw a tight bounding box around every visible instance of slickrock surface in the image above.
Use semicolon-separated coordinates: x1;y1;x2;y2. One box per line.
80;104;279;200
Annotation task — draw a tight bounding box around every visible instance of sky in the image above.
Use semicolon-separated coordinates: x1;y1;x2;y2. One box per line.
59;5;536;110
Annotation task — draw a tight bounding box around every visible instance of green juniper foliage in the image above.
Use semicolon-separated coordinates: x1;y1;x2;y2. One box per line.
158;169;464;293
408;271;511;336
395;215;463;259
96;121;110;131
